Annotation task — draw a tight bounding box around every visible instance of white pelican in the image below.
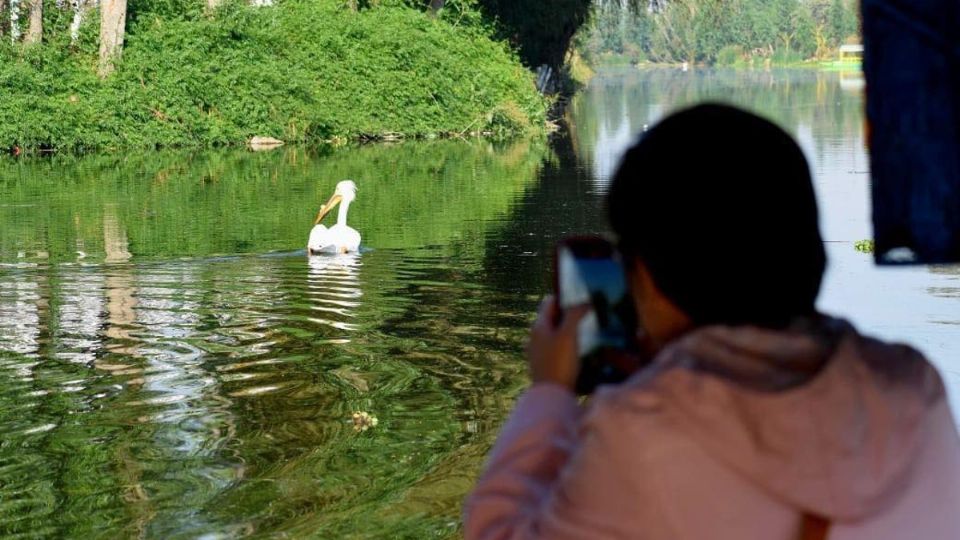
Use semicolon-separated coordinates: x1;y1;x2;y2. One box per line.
308;180;361;255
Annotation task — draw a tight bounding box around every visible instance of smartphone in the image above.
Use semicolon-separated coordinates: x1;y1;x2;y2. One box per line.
554;236;641;394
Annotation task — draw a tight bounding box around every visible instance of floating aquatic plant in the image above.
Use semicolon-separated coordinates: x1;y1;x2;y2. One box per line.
351;411;379;432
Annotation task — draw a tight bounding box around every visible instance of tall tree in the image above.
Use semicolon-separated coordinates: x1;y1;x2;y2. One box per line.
648;0;699;63
828;0;853;46
24;0;43;45
70;0;93;43
99;0;127;78
0;0;9;39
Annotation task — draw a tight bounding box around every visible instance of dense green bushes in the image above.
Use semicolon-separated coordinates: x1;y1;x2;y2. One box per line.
0;0;545;151
580;0;860;66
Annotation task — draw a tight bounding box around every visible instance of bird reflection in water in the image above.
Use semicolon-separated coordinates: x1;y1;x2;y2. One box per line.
306;253;363;332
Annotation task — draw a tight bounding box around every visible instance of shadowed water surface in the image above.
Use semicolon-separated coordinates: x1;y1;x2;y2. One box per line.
1;69;958;537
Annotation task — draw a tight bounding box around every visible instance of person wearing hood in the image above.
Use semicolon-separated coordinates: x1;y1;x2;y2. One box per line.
463;104;960;540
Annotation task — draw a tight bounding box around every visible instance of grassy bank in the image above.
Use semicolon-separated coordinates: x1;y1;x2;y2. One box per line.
0;0;546;152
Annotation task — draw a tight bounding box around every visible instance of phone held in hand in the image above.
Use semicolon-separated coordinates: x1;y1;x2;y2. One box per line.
554;236;642;395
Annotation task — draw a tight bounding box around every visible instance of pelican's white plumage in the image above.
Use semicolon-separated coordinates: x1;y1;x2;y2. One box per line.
308;180;361;255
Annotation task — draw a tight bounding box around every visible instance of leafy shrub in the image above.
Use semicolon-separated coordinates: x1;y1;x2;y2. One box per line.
0;0;545;151
854;239;875;254
716;45;744;66
565;49;594;87
595;52;634;66
770;48;804;65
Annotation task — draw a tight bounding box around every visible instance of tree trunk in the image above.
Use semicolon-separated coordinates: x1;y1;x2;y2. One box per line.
207;0;222;10
70;0;91;44
98;0;127;78
24;0;43;45
0;0;9;38
428;0;444;16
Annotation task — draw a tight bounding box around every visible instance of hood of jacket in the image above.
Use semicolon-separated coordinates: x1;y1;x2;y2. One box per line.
620;318;946;521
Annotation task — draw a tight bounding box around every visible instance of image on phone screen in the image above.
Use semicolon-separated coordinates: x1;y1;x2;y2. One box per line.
556;245;633;359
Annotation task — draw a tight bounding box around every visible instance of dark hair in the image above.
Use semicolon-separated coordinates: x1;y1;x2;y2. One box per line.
607;104;826;328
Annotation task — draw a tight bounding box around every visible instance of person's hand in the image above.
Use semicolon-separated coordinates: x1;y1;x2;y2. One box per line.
525;295;591;391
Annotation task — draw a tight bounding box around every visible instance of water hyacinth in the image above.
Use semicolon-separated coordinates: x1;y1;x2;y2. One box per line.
351;411;379;432
855;239;875;254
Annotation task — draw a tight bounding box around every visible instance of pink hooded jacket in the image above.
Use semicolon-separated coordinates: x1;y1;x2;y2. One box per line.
464;319;960;539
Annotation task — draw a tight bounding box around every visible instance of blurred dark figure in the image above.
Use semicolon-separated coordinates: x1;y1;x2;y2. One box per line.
864;0;960;263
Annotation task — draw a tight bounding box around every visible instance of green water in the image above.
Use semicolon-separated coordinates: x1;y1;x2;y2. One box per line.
2;68;958;538
0;138;565;538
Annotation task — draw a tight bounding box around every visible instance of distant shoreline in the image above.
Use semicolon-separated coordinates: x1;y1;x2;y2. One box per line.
588;57;861;71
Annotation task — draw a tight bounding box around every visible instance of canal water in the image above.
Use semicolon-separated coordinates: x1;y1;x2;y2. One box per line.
1;68;958;537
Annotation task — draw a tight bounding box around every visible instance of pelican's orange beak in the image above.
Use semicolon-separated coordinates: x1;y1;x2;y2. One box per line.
313;194;342;225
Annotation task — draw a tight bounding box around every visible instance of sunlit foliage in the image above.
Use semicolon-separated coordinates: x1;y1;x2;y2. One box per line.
0;0;546;151
579;0;859;66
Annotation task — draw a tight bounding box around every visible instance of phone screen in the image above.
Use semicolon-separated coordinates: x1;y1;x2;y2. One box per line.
555;238;640;395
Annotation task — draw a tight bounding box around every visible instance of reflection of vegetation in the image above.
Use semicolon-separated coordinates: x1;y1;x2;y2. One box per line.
855;239;875;254
0;139;549;536
569;68;864;171
0;251;533;537
182;251;530;537
0;219;537;536
0;139;547;263
0;343;166;537
484;132;606;296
